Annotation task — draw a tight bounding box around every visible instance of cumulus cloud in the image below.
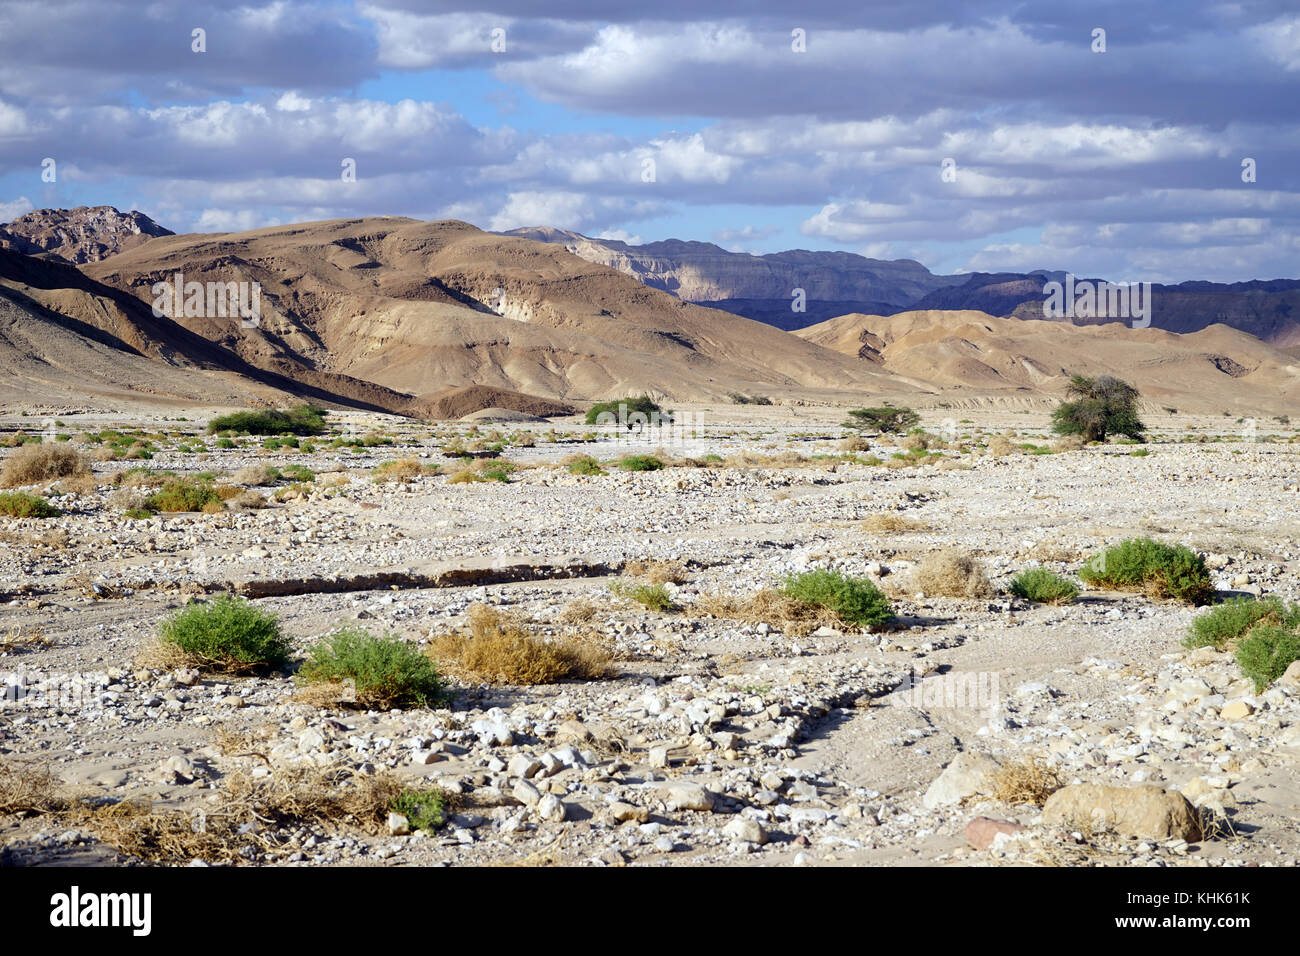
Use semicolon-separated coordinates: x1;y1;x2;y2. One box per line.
0;1;1296;282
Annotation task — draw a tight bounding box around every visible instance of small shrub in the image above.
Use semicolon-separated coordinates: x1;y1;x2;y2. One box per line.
565;455;604;476
1184;597;1296;650
842;406;920;434
0;491;59;518
147;478;221;513
207;405;327;436
1007;568;1079;604
609;580;675;612
428;605;612;685
156;595;290;673
1235;625;1300;693
617;455;663;472
780;569;893;628
914;550;994;598
371;459;430;483
1079;538;1213;605
297;628;445;709
390;788;451;832
0;443;89;488
585;395;671;426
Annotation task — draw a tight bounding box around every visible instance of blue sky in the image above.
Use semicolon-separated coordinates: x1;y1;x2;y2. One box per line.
1;1;1298;281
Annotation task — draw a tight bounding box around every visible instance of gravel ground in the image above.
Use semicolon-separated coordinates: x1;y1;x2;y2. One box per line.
1;406;1298;867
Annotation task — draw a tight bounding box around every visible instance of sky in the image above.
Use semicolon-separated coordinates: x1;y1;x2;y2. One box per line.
0;0;1297;282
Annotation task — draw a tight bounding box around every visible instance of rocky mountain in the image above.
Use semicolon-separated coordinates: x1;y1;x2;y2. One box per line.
502;226;964;330
506;227;1300;349
0;206;174;264
84;217;911;404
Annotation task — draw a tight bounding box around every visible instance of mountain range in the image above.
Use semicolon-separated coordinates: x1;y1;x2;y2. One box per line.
1;206;1296;416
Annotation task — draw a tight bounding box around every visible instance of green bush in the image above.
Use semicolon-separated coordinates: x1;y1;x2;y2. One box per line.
1008;568;1079;604
147;477;221;513
585;395;671;426
566;455;604;476
618;455;664;472
297;628;445;709
207;405;327;437
609;581;675;612
781;569;893;629
1185;597;1296;650
158;595;290;672
1051;375;1145;443
1078;538;1213;605
390;788;451;832
842;407;920;434
1235;625;1300;693
0;491;59;518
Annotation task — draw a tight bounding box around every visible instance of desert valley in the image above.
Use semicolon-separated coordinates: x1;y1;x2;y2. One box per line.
0;206;1297;871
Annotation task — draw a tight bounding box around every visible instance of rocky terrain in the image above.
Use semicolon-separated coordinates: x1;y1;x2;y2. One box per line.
502;227;961;329
2;404;1298;868
0;207;173;265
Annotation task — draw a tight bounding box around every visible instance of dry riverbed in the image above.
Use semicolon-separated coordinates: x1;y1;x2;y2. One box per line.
1;406;1298;867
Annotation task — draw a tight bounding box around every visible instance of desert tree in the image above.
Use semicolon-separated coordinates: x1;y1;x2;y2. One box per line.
1051;374;1144;443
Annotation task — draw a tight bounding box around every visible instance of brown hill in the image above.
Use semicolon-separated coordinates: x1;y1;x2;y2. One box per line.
0;248;415;414
83;218;912;404
796;310;1300;414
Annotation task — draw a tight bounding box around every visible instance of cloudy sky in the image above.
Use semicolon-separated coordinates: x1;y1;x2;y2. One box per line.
0;0;1297;282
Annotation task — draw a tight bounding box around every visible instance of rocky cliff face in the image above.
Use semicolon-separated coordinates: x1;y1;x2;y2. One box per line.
0;206;173;264
503;226;965;326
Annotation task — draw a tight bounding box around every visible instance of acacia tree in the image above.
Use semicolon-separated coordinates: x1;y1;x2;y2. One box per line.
1051;374;1145;442
843;406;920;434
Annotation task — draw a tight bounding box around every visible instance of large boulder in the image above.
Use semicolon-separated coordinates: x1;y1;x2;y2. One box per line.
1042;784;1201;841
922;752;1001;809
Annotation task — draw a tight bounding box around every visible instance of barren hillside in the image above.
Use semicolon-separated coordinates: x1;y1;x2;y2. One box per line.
796;309;1300;414
85;218;912;404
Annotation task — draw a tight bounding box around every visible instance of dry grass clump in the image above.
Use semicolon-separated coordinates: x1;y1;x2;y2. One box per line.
428;604;613;685
371;458;433;483
63;767;427;865
224;488;268;510
991;759;1062;807
624;558;687;585
1051;435;1085;453
693;588;843;637
913;549;995;598
722;450;810;469
0;627;56;654
0;759;62;814
232;464;279;486
0;443;90;488
558;597;600;625
986;436;1016;457
46;472;99;495
838;435;872;452
860;513;928;533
